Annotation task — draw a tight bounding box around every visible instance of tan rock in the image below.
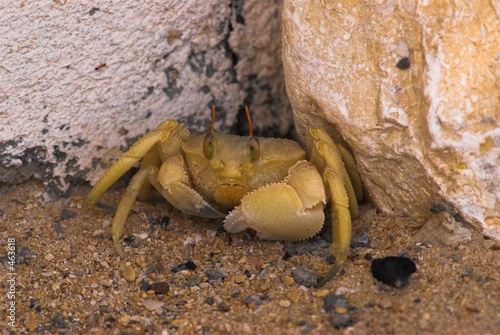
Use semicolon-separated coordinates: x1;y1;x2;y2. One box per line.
282;0;500;241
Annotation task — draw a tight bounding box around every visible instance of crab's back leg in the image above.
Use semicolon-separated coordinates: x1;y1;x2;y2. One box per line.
306;128;362;285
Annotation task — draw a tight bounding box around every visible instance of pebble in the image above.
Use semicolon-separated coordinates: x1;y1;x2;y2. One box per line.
141;299;165;311
44;253;55;261
233;275;247;284
149;281;170;294
316;289;330;298
118;315;131;326
24;319;38;332
323;294;354;328
291;264;318;288
61;208;77;220
323;293;348;312
92;229;106;237
121;265;136;282
371;256;417;287
351;231;370;248
279;299;291;307
280;275;295;286
286;290;301;303
171;260;197;273
243;295;263;308
99;279;113;288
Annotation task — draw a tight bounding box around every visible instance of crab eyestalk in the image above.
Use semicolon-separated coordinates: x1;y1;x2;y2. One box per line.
203;105;217;160
245;105;260;163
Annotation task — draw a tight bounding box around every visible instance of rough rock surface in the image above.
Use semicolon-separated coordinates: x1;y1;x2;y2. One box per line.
1;0;291;194
282;0;500;240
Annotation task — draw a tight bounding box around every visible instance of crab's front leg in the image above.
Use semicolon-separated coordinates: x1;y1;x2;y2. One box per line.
148;154;226;219
224;160;326;241
307;128;363;285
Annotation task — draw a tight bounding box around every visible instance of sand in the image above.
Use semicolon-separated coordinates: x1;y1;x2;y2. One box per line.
1;181;499;334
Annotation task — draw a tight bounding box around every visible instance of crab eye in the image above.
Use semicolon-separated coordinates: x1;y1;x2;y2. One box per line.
247;136;260;163
203;133;216;160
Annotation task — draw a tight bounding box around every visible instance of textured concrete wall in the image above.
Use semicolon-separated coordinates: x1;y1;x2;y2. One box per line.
0;0;291;194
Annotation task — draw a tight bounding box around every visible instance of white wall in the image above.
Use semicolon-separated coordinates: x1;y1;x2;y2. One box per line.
0;0;291;194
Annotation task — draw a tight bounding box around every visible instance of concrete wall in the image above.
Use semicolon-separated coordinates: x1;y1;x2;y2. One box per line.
0;0;292;195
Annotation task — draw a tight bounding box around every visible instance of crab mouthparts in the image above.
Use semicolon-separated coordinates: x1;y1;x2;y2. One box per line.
215;179;249;208
218;178;246;188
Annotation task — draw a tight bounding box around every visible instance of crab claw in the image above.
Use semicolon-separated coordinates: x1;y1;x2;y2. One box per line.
224;160;326;240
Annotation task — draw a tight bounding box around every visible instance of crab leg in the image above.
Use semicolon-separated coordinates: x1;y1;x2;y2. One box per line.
87;130;170;205
110;167;152;257
306;128;362;285
148;155;226;218
87;120;187;205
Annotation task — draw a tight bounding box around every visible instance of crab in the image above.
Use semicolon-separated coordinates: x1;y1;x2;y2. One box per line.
87;106;363;285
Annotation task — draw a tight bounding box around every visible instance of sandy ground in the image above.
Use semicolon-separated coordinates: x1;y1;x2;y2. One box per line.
0;181;499;334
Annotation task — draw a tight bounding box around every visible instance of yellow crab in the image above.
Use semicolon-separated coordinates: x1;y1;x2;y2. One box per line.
88;106;363;285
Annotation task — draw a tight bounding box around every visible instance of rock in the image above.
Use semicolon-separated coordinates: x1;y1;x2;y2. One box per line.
371;256;417;287
291;264;318;287
282;0;500;242
413;211;472;246
149;282;170;294
121;264;136;283
351;231;370;248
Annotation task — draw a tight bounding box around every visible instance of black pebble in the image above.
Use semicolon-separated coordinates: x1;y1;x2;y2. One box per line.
371;256;416;287
171;260;197;273
396;57;410;70
123;235;139;248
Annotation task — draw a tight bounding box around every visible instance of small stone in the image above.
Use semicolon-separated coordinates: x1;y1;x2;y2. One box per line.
413;211;471;246
44;253;55;261
118;315;131;326
243;295;262;308
171;260;197;273
280;275;295;286
99;279;113;288
323;293;348;313
378;237;392;250
141;299;165;311
61;208;76;220
334;307;347;314
123;236;140;248
316;289;330;298
279;300;291;307
53;312;67;328
233;275;247;284
286;290;301;303
24;319;38;331
171;319;188;327
371;256;417;287
351;231;370;248
92;229;106;237
121;265;136;282
330;311;353;329
291;264;318;287
149;282;170;294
